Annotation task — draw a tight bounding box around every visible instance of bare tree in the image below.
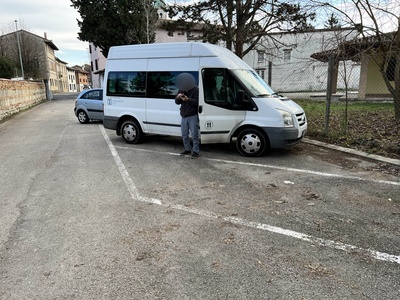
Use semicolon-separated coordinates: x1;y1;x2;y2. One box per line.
163;0;316;58
311;0;400;120
142;0;157;44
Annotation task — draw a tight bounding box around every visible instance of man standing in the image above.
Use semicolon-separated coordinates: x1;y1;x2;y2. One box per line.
175;73;200;159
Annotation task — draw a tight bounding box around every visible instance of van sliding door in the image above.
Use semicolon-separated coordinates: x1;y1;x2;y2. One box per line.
145;71;199;136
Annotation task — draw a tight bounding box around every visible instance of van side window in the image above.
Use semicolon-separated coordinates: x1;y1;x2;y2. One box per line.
202;68;250;110
147;71;198;99
107;72;146;97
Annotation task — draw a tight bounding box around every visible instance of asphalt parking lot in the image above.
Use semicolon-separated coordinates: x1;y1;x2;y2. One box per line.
0;95;399;299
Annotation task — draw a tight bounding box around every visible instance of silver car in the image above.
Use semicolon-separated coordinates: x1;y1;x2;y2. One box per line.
74;89;103;123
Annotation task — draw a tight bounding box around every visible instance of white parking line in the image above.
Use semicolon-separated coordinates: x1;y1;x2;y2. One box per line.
100;126;400;265
114;144;400;186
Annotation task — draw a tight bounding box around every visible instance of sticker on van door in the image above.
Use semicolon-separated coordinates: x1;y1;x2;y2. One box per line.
205;121;213;129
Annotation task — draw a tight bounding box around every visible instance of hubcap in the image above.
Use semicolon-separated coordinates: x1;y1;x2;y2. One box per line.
78;112;86;122
240;133;261;154
123;124;136;141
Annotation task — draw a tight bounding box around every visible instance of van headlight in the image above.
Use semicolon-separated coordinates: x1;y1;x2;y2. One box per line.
277;109;294;127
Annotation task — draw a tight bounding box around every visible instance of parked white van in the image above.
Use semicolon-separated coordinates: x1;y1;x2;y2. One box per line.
103;42;307;156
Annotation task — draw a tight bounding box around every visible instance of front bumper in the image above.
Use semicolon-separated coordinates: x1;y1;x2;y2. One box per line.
262;127;306;149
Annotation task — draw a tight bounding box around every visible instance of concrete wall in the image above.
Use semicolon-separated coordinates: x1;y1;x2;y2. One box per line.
0;79;47;121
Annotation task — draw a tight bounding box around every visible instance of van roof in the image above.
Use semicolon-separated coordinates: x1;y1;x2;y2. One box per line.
108;42;236;60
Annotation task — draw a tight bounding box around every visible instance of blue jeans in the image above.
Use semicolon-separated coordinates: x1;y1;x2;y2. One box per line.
181;114;200;154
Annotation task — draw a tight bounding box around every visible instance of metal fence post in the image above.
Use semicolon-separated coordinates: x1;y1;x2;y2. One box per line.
324;54;334;136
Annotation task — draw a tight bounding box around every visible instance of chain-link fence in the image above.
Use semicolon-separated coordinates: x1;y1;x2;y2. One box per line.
244;30;399;158
247;29;396;104
271;60;363;101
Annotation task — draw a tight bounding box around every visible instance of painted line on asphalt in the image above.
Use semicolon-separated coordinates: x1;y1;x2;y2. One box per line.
114;145;400;186
100;126;400;265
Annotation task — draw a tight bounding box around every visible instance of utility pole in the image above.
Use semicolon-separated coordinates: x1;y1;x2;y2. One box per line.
15;20;25;79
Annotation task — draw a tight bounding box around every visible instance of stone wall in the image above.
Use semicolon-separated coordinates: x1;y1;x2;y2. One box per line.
0;79;47;121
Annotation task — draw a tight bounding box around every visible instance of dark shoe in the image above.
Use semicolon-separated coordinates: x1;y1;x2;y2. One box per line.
191;152;199;159
180;150;191;156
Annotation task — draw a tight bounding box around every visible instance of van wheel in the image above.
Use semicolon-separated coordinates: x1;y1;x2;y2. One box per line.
121;120;142;144
236;128;267;157
77;110;89;124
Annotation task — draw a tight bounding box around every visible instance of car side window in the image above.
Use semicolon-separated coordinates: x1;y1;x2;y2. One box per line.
82;90;102;100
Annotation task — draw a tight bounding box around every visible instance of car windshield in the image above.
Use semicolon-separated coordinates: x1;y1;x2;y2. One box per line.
231;69;275;97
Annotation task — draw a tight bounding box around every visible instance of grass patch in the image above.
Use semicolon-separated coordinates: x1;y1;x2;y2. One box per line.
295;100;399;159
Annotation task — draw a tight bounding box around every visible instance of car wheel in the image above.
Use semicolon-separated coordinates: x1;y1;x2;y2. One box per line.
236;128;267;157
77;110;89;124
121;120;142;144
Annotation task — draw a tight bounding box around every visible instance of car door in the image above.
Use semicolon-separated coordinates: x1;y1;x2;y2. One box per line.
199;68;247;144
82;90;103;120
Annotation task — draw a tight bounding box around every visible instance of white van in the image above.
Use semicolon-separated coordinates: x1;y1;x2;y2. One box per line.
103;42;307;157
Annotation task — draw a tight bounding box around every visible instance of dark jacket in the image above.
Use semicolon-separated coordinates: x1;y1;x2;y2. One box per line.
175;87;199;117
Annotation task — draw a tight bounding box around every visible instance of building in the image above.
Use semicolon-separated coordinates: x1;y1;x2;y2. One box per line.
0;29;70;95
67;67;77;92
242;28;361;96
71;65;90;92
311;31;398;100
89;43;106;89
55;57;68;93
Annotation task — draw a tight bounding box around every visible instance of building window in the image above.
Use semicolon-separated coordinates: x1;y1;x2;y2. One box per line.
168;31;174;37
95;59;99;71
257;51;265;64
256;69;265;79
89;45;92;53
283;49;292;62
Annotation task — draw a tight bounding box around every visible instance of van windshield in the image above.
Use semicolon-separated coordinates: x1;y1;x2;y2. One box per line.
231;69;275;97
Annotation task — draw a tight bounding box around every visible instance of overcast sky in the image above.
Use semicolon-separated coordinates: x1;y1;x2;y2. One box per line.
1;0;398;67
0;0;88;67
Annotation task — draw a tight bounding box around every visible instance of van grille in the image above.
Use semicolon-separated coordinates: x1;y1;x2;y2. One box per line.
296;112;307;126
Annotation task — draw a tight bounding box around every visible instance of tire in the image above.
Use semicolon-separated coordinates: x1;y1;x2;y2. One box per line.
77;110;89;124
121;120;142;144
236;128;267;157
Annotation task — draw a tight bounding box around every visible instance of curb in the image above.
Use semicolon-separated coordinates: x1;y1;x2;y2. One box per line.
303;138;400;167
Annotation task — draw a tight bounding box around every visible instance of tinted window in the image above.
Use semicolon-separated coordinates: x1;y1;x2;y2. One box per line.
107;72;146;97
147;71;198;99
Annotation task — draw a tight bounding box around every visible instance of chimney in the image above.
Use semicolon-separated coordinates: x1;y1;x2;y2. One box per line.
44;32;47;39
